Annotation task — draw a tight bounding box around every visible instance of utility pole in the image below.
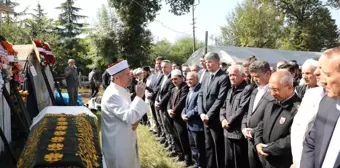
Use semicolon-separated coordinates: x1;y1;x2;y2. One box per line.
191;0;200;53
191;5;196;53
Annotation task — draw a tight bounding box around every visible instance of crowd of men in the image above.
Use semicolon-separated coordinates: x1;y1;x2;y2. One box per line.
110;46;340;168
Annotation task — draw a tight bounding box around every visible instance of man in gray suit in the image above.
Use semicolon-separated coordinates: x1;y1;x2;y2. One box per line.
301;47;340;168
198;52;231;168
64;59;78;106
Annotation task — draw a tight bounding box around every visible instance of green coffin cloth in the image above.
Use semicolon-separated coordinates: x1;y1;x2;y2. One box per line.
17;114;103;168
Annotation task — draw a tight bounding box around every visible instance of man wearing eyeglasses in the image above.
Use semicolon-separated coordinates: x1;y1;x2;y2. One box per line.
254;70;301;168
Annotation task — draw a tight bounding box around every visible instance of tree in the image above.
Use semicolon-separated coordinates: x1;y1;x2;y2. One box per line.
149;37;203;66
55;0;86;40
221;0;284;48
88;5;119;70
108;0;196;68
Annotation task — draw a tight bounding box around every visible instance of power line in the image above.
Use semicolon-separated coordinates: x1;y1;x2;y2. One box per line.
129;0;191;36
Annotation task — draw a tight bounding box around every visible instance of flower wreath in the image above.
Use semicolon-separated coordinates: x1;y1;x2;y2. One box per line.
34;40;56;67
1;39;23;84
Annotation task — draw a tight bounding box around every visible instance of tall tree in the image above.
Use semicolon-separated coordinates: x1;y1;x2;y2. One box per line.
88;5;119;70
263;0;339;51
55;0;86;40
108;0;196;68
221;0;284;48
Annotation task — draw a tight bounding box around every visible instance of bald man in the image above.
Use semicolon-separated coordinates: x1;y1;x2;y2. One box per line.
254;70;301;168
276;60;287;69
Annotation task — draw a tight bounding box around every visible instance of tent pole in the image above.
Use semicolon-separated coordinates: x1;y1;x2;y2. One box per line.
40;65;56;106
49;65;65;105
0;123;17;165
10;80;31;126
2;85;29;137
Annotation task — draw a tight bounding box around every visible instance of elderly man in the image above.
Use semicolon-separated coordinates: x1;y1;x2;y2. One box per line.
182;71;206;168
294;59;318;99
276;60;288;69
241;60;272;168
64;59;78;106
255;70;301;168
101;60;148;168
167;69;192;166
198;52;230;168
301;47;340;168
291;57;326;168
220;64;252;168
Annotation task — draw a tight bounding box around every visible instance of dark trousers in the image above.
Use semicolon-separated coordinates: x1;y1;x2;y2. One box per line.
173;119;192;159
67;86;78;106
224;137;249;168
188;129;206;168
162;112;180;153
204;123;225;168
248;139;262;168
150;101;161;133
157;109;166;138
90;82;99;98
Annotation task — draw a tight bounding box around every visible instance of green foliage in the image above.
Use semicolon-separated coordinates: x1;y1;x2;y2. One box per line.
326;0;340;8
149;37;203;66
88;5;119;70
55;0;87;39
221;0;284;48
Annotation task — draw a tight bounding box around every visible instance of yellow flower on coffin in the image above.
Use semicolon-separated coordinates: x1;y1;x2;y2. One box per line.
56;126;67;131
57;117;67;122
47;143;64;151
56;121;68;126
44;153;63;162
54;131;66;136
51;137;65;143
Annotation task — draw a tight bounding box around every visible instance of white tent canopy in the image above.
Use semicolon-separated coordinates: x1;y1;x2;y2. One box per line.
186;46;322;66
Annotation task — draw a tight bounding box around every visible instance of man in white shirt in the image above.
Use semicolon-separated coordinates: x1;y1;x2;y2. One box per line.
241;60;272;168
101;60;148;168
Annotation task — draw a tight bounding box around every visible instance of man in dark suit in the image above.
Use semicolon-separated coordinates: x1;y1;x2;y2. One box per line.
167;69;192;166
182;71;206;168
254;70;301;168
220;64;252;168
300;47;340;168
155;60;175;152
241;60;272;168
148;56;164;137
198;52;231;168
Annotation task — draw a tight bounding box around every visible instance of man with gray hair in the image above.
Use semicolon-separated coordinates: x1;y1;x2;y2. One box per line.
64;59;79;106
254;70;301;168
198;52;230;168
242;60;272;168
220;64;252;168
294;59;318;99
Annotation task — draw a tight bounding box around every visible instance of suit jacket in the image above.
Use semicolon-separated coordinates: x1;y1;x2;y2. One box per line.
198;69;230;127
300;96;340;168
64;66;78;87
295;84;308;99
198;69;209;83
151;73;164;102
182;83;204;132
241;87;272;138
156;73;174;111
167;82;189;121
255;93;301;168
220;80;252;139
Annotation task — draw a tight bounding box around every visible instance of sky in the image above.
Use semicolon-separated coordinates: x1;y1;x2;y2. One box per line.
16;0;340;44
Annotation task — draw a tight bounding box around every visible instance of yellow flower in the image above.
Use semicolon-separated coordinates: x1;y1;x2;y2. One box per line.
44;153;63;162
47;143;64;151
57;117;67;122
56;121;68;126
56;126;67;131
51;137;65;143
54;131;66;136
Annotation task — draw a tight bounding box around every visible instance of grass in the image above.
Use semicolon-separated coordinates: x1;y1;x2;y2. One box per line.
137;125;186;168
